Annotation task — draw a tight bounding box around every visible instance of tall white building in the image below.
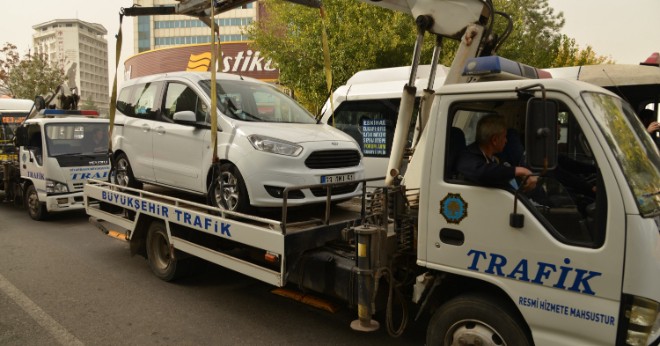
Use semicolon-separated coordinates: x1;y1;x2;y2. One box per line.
133;0;258;53
32;19;110;115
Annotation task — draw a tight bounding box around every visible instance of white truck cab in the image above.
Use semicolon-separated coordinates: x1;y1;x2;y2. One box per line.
14;110;110;220
409;56;660;345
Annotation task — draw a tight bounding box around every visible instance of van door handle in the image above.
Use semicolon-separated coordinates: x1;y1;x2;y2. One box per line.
141;124;151;133
155;126;165;135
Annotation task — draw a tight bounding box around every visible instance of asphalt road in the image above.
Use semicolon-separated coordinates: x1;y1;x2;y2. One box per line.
0;202;426;345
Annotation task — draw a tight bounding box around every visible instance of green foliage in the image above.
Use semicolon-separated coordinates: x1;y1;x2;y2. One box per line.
551;35;613;67
82;98;99;112
0;42;65;99
490;0;564;67
247;0;433;112
248;0;611;111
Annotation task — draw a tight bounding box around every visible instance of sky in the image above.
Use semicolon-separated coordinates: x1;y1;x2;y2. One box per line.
0;0;659;90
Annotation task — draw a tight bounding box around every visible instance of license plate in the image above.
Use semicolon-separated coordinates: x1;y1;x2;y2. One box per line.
321;173;354;184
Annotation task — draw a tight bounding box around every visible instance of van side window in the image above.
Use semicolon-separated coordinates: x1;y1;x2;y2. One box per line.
116;86;135;116
163;83;206;123
132;83;161;119
329;99;418;158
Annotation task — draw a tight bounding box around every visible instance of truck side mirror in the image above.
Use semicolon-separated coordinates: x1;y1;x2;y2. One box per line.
525;98;558;171
14;127;28;147
34;96;46;111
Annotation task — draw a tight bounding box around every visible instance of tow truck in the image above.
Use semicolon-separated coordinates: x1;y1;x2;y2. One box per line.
0;91;111;220
85;0;660;345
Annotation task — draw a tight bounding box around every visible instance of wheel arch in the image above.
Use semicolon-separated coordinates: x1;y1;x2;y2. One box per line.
205;159;233;192
425;272;534;342
129;214;157;258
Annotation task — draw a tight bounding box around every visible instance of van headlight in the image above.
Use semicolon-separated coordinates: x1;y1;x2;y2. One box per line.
46;179;69;194
247;135;302;157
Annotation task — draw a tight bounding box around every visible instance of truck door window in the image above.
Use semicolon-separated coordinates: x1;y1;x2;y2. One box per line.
329;99;419;157
449;100;606;248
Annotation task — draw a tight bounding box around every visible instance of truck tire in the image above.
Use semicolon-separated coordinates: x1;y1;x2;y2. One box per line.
146;221;190;281
113;153;142;189
209;163;251;213
25;184;48;221
426;293;531;346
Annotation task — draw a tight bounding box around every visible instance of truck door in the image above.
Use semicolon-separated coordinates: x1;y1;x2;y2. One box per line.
422;92;626;345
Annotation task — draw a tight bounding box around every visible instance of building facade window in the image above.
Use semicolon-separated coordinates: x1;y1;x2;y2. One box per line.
138;16;151;53
154;17;253;29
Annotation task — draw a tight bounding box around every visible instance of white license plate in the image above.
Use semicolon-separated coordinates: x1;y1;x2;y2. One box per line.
321;173;354;184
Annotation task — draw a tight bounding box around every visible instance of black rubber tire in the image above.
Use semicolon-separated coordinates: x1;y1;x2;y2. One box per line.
426;293;531;346
209;163;252;213
113;153;142;189
146;221;189;282
25;184;48;221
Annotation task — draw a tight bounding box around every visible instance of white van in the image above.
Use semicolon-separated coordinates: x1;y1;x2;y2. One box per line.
320;65;448;179
113;72;363;212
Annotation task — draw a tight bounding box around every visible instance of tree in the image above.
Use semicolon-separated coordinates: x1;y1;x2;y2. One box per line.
247;0;609;111
0;42;66;99
490;0;565;67
246;0;432;112
82;98;99;113
551;35;613;67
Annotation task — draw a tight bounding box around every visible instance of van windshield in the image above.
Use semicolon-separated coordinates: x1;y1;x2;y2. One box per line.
199;80;316;124
582;92;660;216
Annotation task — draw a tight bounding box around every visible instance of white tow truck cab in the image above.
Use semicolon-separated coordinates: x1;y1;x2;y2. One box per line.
85;0;660;344
14;109;110;220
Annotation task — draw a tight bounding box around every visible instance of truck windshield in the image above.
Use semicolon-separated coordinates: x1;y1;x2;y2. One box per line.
199;80;316;124
582;92;660;216
44;123;109;156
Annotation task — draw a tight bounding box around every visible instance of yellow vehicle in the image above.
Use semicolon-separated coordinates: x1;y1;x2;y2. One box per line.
0;98;33;161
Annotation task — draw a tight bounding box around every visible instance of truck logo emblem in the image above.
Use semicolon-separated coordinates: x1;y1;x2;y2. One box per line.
440;193;467;224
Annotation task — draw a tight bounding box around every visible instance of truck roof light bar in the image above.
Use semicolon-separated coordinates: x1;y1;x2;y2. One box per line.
40;109;99;118
462;56;552;81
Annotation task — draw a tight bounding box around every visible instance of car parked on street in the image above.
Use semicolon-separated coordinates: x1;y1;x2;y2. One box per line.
113;72;363;212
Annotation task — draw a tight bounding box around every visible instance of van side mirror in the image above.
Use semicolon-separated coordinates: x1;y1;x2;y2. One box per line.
525;98;558;171
173;111;198;126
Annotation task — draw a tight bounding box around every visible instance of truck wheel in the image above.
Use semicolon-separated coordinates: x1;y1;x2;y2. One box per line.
209;163;251;213
25;184;48;221
426;293;531;346
146;221;190;281
114;153;142;189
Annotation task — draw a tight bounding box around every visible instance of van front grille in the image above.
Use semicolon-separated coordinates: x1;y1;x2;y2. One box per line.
304;150;361;169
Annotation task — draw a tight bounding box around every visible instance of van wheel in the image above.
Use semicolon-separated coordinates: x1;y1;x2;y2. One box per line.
25;184;48;221
426;294;531;346
210;163;251;213
146;221;191;281
113;153;142;189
